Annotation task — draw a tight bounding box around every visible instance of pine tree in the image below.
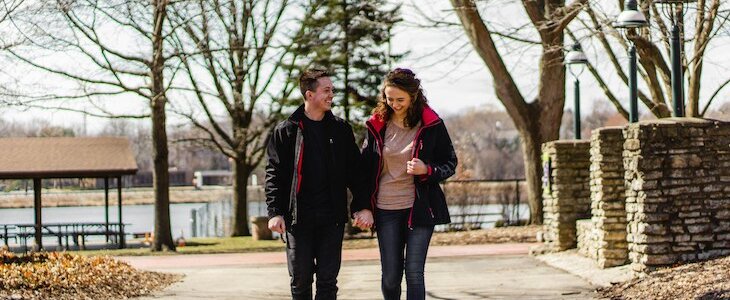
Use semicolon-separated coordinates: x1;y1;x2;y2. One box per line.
290;0;402;124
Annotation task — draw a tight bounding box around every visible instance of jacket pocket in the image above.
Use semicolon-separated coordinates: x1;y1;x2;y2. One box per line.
428;184;450;224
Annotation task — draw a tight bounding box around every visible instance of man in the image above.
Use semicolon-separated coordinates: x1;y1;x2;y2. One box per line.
265;68;363;299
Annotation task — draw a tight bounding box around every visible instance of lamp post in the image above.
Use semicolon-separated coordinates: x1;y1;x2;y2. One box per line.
565;43;588;139
654;0;696;117
614;0;650;123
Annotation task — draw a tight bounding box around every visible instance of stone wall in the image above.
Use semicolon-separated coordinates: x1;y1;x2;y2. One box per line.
586;127;629;268
624;118;730;274
541;140;591;251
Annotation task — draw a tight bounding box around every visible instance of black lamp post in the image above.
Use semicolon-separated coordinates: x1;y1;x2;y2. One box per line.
614;0;650;123
654;0;696;117
565;43;588;139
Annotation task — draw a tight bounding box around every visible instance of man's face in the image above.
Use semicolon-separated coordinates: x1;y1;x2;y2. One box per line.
305;77;334;113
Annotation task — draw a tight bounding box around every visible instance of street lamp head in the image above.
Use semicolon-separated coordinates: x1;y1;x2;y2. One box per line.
654;0;697;23
565;43;588;65
653;0;697;4
565;43;588;78
614;0;649;29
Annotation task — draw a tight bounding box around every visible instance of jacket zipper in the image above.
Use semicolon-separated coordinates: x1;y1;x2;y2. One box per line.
407;120;442;229
295;121;305;194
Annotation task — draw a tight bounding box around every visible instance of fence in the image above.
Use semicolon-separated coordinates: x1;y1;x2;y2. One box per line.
440;179;527;231
189;180;529;237
190;199;233;237
190;186;265;237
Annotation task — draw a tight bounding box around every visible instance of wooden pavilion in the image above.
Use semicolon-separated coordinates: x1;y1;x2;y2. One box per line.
0;137;138;250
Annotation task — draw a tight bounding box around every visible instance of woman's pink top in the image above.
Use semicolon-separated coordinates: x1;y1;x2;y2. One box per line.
377;120;419;210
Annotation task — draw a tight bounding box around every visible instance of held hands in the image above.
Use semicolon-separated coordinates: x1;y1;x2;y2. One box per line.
268;215;286;234
406;158;428;175
352;209;374;230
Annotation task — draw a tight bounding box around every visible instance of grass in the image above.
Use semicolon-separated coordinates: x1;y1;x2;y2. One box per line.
72;236;287;257
73;236;380;257
66;226;537;257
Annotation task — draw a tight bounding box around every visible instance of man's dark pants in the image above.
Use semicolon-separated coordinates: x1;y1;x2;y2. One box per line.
285;213;344;300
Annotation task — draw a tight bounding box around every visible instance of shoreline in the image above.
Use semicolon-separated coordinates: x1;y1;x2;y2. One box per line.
0;182;519;209
0;186;254;209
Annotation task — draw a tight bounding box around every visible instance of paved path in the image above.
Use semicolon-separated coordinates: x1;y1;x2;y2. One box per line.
123;243;597;300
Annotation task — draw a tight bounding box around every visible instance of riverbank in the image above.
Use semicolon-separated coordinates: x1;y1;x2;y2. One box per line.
0;180;526;209
0;186;244;209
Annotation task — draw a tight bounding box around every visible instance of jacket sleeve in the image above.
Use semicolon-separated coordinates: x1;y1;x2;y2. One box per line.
349;126;373;214
265;124;288;219
422;122;458;184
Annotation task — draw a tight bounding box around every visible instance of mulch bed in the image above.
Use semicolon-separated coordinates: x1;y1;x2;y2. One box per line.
343;225;540;249
430;224;539;245
598;255;730;300
0;250;180;300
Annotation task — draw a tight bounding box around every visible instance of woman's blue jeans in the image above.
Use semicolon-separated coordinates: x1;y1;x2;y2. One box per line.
376;208;434;300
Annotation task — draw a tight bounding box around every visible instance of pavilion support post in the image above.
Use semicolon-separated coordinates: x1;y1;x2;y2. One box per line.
104;177;110;243
33;178;42;251
117;176;125;249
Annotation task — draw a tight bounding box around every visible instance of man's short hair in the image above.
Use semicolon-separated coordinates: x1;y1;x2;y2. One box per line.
299;68;330;99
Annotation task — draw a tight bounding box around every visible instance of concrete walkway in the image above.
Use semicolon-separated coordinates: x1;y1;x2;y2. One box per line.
123;243;597;300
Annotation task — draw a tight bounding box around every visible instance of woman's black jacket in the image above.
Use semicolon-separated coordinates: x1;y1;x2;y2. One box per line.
351;106;458;227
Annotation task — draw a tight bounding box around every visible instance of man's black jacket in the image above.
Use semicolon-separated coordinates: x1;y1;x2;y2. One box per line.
265;105;364;225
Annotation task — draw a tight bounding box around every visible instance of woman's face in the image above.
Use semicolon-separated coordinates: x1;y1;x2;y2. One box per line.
384;86;412;119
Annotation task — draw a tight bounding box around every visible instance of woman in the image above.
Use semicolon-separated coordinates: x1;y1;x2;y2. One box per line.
351;68;458;300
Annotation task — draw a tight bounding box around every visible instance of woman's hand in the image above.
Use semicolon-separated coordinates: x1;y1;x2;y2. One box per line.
406;158;428;175
353;209;374;229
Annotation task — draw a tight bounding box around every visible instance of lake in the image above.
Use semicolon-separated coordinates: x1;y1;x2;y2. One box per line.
0;201;532;246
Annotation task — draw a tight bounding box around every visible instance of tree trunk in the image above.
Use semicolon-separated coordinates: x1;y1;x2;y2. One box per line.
525;31;566;225
341;0;350;122
151;0;175;251
518;118;545;225
687;63;702;117
448;0;574;225
151;99;175;251
231;158;252;236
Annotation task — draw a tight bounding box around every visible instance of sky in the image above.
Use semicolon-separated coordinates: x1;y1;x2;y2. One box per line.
1;0;502;134
4;0;730;133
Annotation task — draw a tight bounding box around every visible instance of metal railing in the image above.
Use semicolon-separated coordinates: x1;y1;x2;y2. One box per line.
190;199;233;237
188;180;530;237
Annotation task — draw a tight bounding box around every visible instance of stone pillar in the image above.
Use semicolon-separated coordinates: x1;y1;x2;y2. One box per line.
576;219;598;259
588;127;628;268
541;140;591;251
624;118;730;274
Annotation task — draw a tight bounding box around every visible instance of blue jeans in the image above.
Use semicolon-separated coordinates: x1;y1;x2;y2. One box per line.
376;208;434;300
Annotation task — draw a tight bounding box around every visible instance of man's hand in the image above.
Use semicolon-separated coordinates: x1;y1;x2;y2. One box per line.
268;215;286;234
352;209;374;229
406;158;428;175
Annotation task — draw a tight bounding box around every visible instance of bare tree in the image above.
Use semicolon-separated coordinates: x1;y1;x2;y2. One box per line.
166;0;307;236
5;0;179;251
575;1;728;117
446;108;524;180
449;0;587;224
0;0;24;48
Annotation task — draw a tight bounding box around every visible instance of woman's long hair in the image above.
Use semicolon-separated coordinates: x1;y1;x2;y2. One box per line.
372;68;428;128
